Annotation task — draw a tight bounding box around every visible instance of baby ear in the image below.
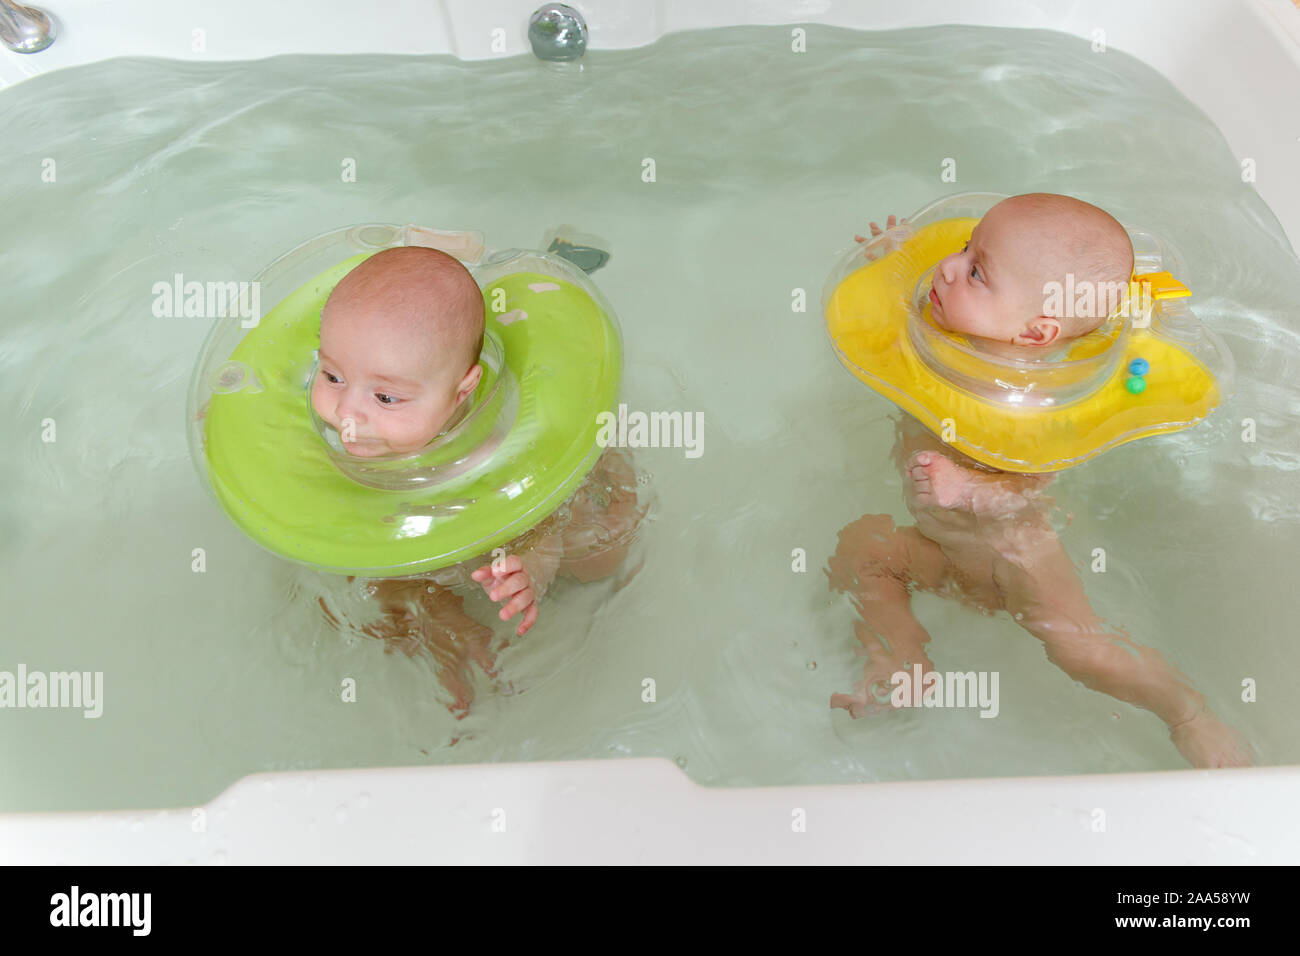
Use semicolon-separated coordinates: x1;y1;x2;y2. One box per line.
1023;316;1062;345
1019;316;1060;345
457;362;483;402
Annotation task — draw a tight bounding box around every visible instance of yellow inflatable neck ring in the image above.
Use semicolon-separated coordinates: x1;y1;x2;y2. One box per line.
824;193;1235;473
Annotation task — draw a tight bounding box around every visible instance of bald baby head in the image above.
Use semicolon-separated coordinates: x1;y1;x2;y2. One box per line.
929;193;1135;351
996;193;1134;336
310;247;486;459
322;246;484;373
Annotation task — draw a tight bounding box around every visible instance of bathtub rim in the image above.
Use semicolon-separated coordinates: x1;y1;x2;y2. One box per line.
1;757;1295;864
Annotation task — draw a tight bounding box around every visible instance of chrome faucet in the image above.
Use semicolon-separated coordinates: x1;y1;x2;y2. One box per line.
0;1;56;53
528;3;587;62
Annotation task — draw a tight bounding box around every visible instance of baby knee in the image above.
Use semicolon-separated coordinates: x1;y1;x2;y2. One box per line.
830;515;909;586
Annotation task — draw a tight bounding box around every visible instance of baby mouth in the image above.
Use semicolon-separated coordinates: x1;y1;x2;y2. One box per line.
928;286;947;328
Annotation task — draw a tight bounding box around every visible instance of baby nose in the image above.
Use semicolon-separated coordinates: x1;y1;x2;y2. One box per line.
334;391;366;427
937;252;960;284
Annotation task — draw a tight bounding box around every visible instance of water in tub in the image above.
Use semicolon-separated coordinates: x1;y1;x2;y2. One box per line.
1;26;1298;811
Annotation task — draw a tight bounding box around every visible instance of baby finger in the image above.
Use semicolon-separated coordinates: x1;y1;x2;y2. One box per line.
499;588;534;621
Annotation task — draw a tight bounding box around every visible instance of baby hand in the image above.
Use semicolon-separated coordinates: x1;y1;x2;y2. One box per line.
471;554;540;636
855;215;910;260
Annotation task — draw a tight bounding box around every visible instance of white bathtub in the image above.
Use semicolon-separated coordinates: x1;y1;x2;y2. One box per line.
3;0;1299;864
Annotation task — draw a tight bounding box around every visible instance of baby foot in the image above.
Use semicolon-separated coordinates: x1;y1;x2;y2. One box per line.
909;451;1049;520
910;451;980;511
1169;710;1254;769
832;641;935;718
831;674;899;718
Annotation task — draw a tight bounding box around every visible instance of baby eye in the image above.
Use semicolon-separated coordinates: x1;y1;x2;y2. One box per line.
375;392;396;405
970;263;981;280
321;370;340;384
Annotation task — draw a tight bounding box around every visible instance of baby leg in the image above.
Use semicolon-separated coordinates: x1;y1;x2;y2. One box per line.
358;577;498;718
988;513;1251;768
556;448;647;583
826;514;953;716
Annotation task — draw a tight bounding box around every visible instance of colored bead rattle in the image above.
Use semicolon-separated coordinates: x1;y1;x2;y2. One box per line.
1125;357;1149;394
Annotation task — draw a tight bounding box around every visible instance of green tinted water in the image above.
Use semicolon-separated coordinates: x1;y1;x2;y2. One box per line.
2;25;1299;811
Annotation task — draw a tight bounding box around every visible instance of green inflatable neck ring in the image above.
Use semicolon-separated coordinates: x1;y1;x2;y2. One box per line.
187;225;622;577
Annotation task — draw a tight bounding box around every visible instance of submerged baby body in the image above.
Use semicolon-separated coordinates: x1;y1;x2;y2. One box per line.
828;411;1250;768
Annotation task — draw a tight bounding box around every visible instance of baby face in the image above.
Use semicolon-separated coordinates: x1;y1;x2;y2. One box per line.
927;201;1063;346
311;313;473;458
309;247;484;459
927;194;1132;349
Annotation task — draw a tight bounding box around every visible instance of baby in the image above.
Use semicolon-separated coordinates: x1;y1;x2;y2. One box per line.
830;193;1250;768
311;246;643;715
